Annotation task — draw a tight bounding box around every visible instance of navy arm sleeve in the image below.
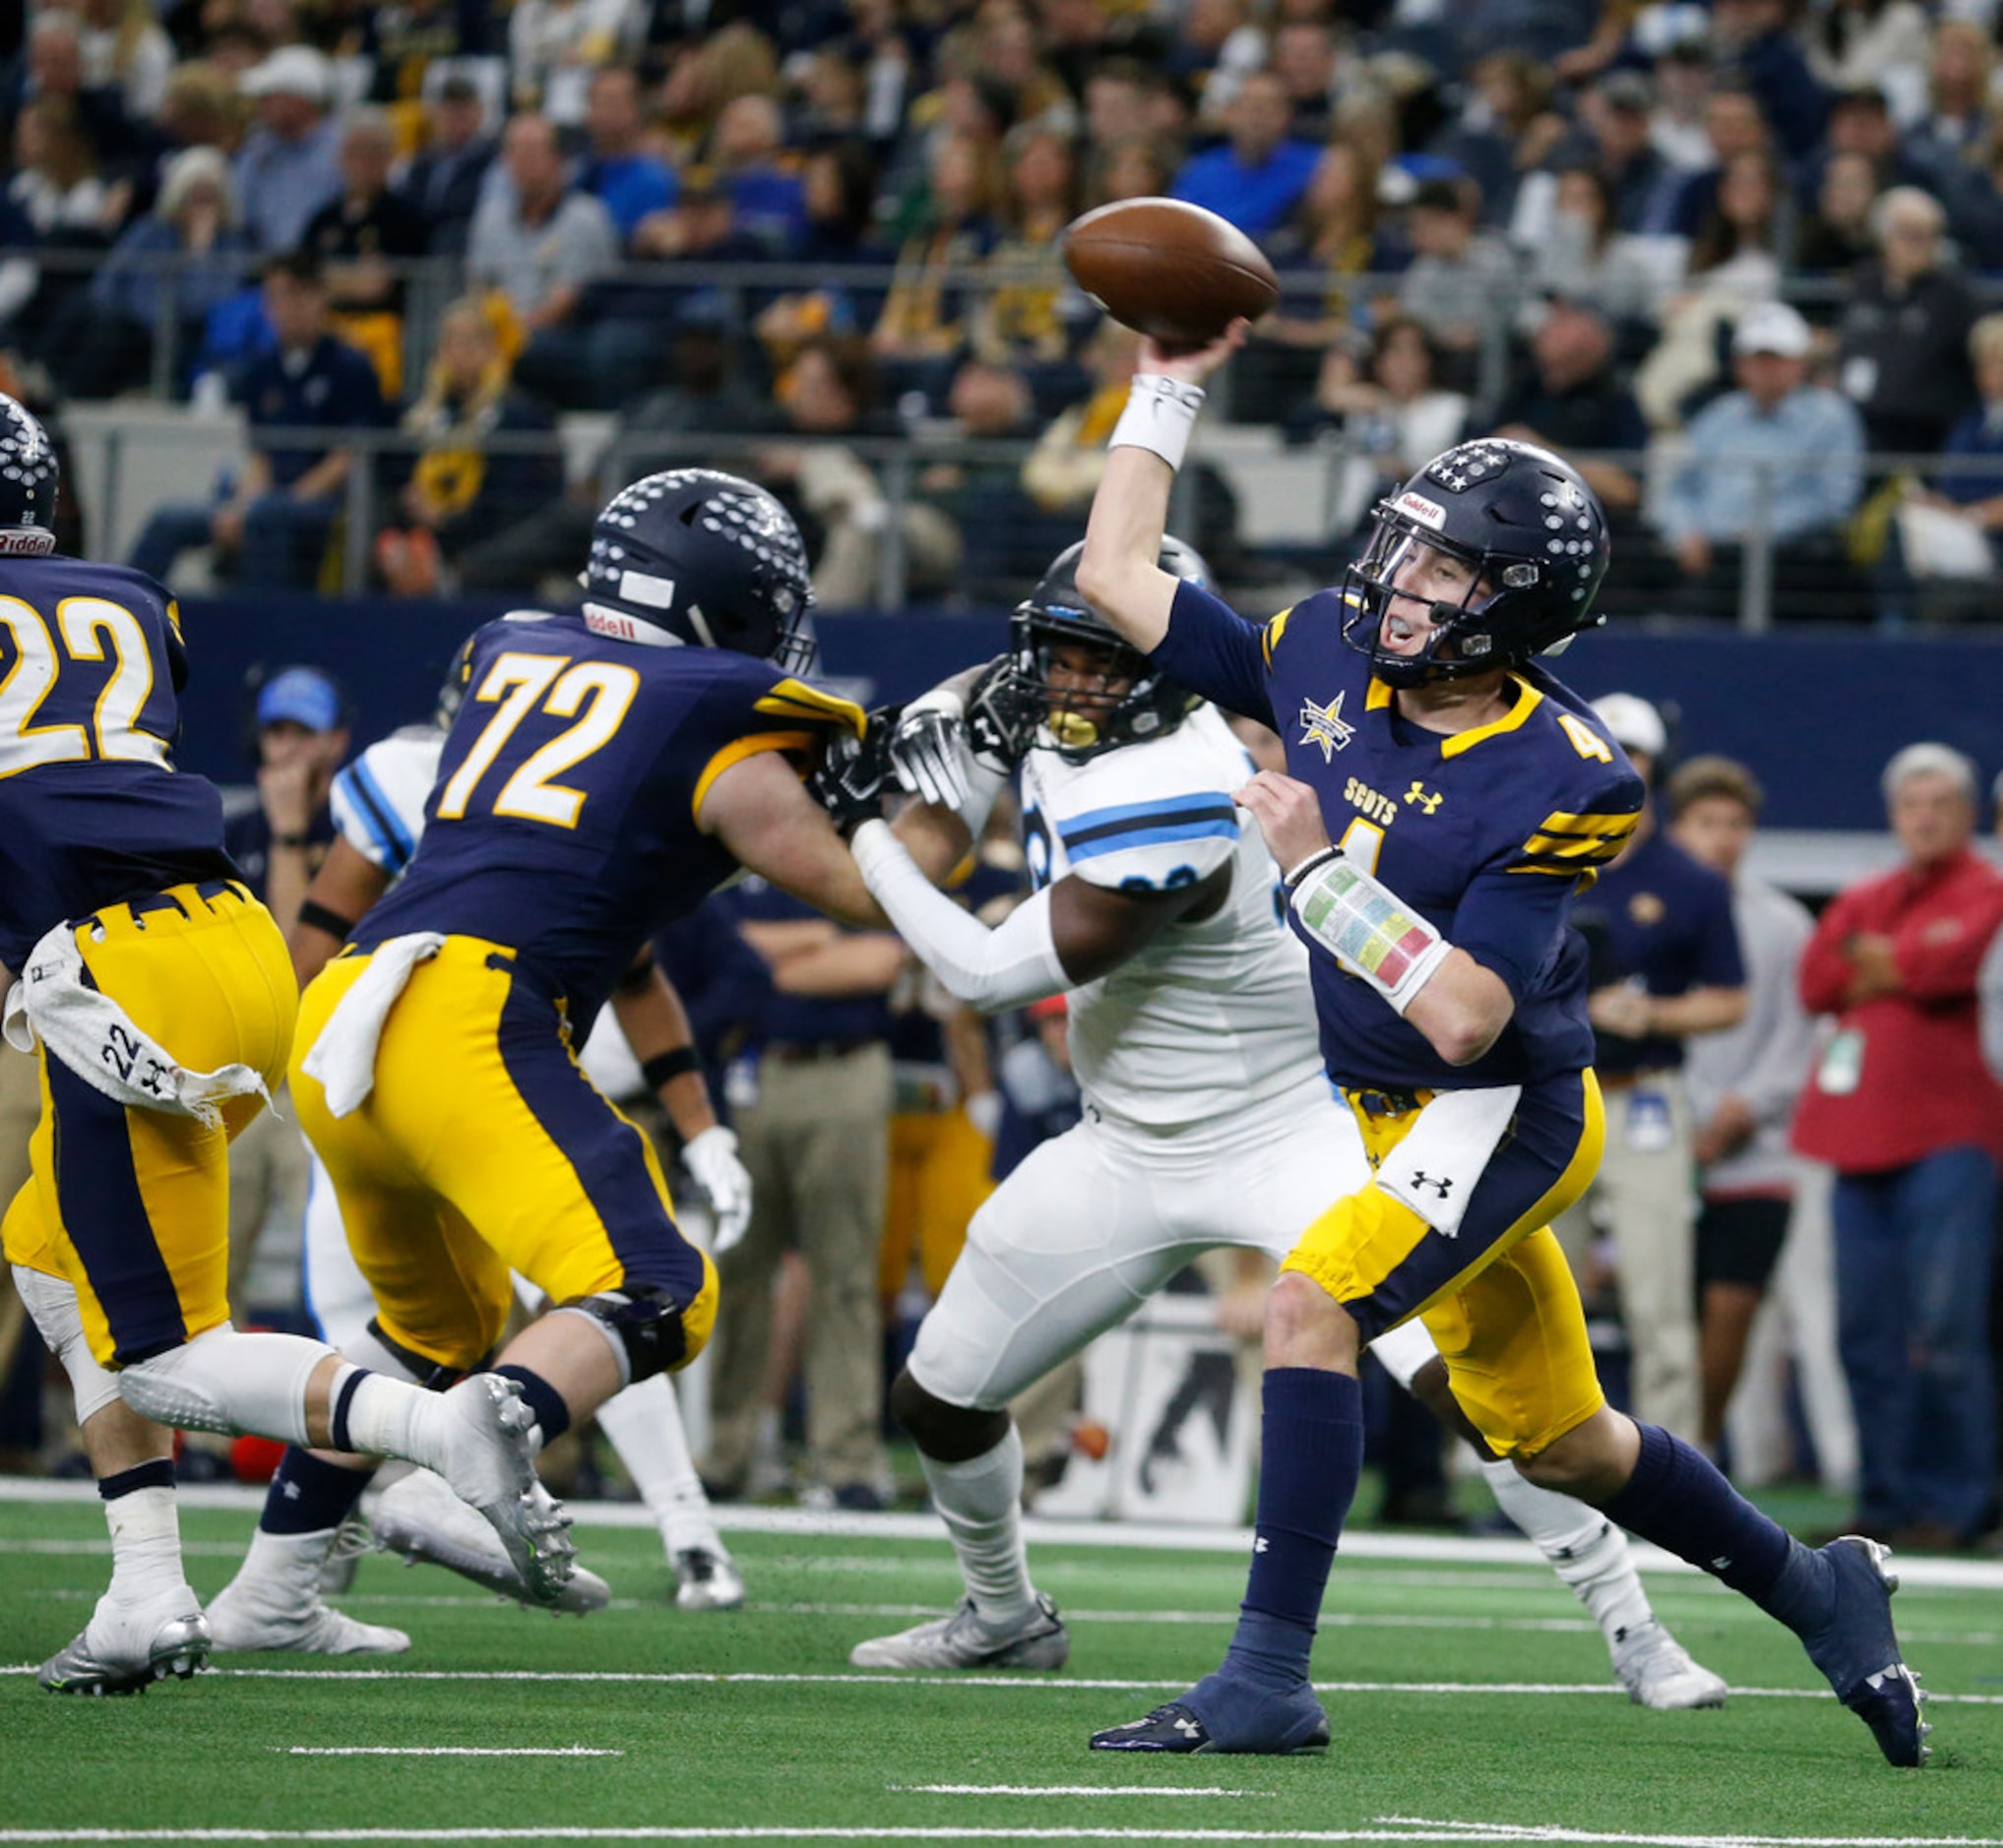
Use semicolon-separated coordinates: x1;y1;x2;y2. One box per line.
1147;579;1277;731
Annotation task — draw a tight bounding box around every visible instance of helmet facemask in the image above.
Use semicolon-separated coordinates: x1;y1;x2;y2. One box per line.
1339;511;1506;689
1007;608;1196;764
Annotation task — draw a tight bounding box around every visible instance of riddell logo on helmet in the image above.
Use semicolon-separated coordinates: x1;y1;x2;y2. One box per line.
1395;491;1446;530
584;608;642;641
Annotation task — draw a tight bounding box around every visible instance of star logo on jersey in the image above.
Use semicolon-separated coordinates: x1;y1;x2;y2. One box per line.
1404;780;1443;815
1297;692;1354;762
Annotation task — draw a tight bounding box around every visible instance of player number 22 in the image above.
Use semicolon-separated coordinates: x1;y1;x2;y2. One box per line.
0;595;164;775
435;651;640;828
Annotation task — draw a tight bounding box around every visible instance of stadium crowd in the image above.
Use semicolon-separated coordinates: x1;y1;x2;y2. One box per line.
9;0;2003;615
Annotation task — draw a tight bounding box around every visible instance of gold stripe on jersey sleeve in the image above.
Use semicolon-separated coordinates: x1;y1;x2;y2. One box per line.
1510;806;1641;876
755;679;866;736
691;729;818;823
1260;606;1293;669
164;599;183;641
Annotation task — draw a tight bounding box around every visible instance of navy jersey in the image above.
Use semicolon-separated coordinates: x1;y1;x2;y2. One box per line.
356;611;862;1025
1575;828;1743;1078
1152;581;1645;1090
0;555;234;967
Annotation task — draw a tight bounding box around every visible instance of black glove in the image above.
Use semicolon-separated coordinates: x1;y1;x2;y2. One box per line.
964;654;1039;772
809;706;902;837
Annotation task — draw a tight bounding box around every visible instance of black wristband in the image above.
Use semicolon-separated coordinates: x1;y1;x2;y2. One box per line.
296;898;356;940
641;1046;704;1090
272;831;313;850
1283;845;1342;892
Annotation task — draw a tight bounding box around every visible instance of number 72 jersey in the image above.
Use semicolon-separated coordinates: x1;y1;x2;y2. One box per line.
0;556;235;968
355;609;863;1024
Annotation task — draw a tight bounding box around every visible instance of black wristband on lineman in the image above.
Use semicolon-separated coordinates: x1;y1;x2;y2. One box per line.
296;897;356;941
642;1046;704;1089
272;831;313;849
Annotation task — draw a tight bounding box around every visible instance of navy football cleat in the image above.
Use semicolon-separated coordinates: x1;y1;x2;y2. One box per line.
1091;1679;1330;1756
1799;1536;1930;1767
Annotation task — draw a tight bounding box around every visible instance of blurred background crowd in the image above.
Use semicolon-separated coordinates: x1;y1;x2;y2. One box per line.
14;0;2003;619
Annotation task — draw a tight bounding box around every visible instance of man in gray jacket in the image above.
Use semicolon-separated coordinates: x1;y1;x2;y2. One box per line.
1669;755;1821;1454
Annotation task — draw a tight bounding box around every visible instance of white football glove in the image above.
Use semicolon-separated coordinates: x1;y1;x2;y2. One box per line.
890;685;974;811
683;1125;752;1255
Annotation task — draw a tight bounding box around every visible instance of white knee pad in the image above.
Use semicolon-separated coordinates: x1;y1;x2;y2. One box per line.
11;1263;121;1425
117;1324;330;1446
1369;1316;1441;1393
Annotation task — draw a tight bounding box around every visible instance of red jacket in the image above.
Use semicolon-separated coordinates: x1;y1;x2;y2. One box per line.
1793;846;2003;1172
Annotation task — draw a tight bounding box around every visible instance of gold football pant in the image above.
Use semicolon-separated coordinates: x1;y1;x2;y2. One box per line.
291;937;717;1378
1;881;294;1368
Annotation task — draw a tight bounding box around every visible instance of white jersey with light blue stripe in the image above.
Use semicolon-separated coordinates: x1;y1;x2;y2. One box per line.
1020;703;1324;1129
328;727;442;877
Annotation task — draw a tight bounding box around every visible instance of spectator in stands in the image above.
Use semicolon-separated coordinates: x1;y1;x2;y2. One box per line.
0;92;127;364
43;143;252;400
1169;68;1317;240
1654;301;1867;619
467;111;617;356
127;251;387;588
1901;20;1996;215
300;108;429;395
9;10;143;176
752;141;891;373
61;0;175;123
710;92;807;255
921;356;1044;599
1667;755;1819;1458
871;130;1000;396
1794;149;1880;286
367;0;478;106
755;332;960;608
972;123;1087;374
1083;128;1179;212
1431;52;1564;233
374;295;563;596
1528;164;1661;339
1713;0;1829;162
1492;298;1650;535
1646;81;1773;241
400;73;496;256
1522;70;1672;242
1794;743;2003;1551
1165;0;1266;120
578;64;677;246
508;0;640;124
1807;0;1932;115
1809;83;1934;219
1685;148;1793;302
232;43;343;254
1835;186;1977;459
1081;56;1189;155
1886;312;2003;615
1269;19;1344;143
1395;176;1517;384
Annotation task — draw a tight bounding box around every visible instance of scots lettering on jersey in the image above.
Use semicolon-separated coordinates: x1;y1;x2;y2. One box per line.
1343;777;1400;828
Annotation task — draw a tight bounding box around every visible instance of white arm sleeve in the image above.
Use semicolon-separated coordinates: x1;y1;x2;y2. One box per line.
850;820;1068;1014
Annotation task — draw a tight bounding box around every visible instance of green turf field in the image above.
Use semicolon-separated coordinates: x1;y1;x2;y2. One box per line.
2;1485;2000;1846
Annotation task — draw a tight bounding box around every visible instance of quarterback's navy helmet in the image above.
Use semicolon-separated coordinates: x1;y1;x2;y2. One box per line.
0;395;59;557
580;468;816;671
1007;535;1212;762
1340;439;1610;688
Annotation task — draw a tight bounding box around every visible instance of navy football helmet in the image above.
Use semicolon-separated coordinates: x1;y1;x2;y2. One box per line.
0;394;59;557
1340;439;1610;689
1006;535;1212;762
580;468;816;671
435;631;477;728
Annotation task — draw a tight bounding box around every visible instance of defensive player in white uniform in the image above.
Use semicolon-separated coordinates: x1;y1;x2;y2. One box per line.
837;540;1724;1708
205;647;750;1656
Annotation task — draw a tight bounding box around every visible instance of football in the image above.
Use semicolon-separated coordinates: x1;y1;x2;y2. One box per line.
1062;197;1280;346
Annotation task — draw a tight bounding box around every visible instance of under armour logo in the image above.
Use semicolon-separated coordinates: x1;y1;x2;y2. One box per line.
1404;780;1443;815
1254;1536;1270;1553
1408;1171;1454;1200
1175;1715;1204;1738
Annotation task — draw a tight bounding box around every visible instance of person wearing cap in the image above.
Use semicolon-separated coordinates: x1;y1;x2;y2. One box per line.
1553;695;1745;1444
1666;755;1821;1455
1794;744;2003;1551
1654;299;1867;620
231;43;342;254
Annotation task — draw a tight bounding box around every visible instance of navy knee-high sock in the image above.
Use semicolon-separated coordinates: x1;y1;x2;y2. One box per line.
261;1448;373;1536
1220;1367;1364;1691
1598;1422;1831;1633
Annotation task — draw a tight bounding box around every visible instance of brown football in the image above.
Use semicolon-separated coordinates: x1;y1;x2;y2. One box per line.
1062;197;1280;346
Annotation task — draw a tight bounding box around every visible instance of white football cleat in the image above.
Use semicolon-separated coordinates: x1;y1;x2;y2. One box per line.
430;1373;576;1607
372;1468;609;1616
207;1529;410;1656
849;1592;1068;1670
671;1544;744;1612
37;1589;210;1694
1613;1620;1729;1709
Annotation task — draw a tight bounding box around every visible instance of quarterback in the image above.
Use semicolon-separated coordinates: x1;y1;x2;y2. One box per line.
834;538;1723;1710
0;396;562;1694
1065;327;1925;1768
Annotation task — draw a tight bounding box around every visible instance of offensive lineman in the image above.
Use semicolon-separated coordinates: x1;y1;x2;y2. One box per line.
830;538;1725;1710
0;395;565;1694
1065;326;1923;1767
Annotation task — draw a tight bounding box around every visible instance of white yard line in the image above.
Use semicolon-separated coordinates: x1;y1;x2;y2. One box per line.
273;1748;622;1757
4;1828;2003;1846
890;1787;1271;1799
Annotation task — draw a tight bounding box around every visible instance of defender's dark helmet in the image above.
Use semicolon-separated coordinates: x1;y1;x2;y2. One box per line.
1007;535;1213;762
435;631;478;728
580;468;816;671
0;395;59;557
1340;439;1610;689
